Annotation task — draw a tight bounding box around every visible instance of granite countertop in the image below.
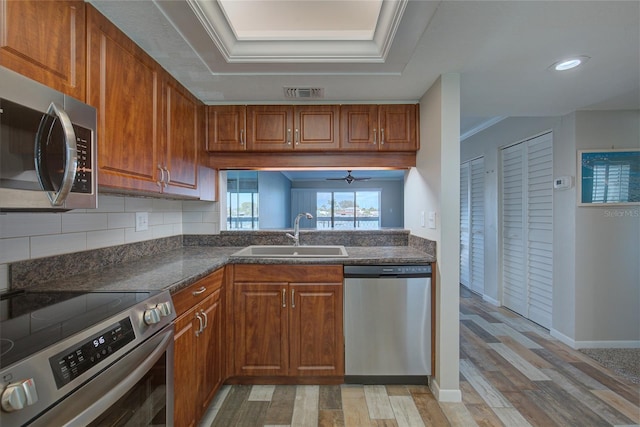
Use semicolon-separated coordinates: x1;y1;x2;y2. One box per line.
20;245;435;294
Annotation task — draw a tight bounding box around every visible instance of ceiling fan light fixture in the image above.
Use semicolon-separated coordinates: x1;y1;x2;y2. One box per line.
550;55;590;71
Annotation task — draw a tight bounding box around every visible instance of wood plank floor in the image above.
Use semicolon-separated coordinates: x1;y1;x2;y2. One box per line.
199;288;640;427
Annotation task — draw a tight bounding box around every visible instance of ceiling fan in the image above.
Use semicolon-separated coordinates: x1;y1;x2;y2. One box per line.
326;170;371;184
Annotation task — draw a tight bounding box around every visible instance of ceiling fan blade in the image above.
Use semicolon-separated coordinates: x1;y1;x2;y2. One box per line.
325;170;371;183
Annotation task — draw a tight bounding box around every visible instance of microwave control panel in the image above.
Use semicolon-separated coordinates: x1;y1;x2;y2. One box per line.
72;125;93;194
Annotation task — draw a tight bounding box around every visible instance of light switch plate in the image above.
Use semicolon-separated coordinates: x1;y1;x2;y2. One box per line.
428;211;436;229
135;212;149;231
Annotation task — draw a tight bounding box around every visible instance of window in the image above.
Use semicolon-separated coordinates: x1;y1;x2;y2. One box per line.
227;171;259;229
316;191;381;229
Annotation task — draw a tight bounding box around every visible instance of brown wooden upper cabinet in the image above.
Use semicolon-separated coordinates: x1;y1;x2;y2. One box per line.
207;105;247;151
161;76;200;198
0;0;86;99
207;105;340;152
87;6;199;197
340;104;419;151
246;105;293;151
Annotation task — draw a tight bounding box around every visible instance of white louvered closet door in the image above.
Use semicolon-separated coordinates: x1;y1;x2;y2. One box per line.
460;157;485;294
500;132;553;329
526;134;553;328
460;162;470;287
470;157;485;295
501;143;527;316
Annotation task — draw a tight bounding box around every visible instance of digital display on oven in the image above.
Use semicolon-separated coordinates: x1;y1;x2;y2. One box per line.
49;318;135;389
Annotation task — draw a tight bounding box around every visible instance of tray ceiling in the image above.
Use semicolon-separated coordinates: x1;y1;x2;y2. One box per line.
89;0;640;138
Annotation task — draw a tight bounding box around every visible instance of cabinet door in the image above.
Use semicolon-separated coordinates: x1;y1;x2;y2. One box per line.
207;105;247;151
289;283;344;376
0;0;85;99
162;77;199;197
196;290;222;417
246;106;294;151
339;105;378;151
87;6;161;193
294;105;339;151
378;104;418;151
174;310;198;427
234;283;289;376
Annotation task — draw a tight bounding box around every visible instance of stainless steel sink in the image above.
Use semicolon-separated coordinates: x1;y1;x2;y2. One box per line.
230;245;348;258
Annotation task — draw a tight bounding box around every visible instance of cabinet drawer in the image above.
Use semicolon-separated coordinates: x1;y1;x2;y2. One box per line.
173;268;224;317
234;264;343;283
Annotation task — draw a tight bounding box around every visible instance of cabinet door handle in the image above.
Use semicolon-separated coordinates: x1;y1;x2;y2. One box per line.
192;286;207;296
381;128;385;145
287;129;292;145
282;288;287;308
240;129;245;145
295;128;299;145
373;128;377;144
201;309;208;330
163;167;171;186
157;165;165;187
291;289;295;308
195;312;204;336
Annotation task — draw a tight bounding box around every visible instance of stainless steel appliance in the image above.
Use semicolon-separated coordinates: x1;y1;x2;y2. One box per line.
344;264;432;384
0;66;97;211
0;289;175;426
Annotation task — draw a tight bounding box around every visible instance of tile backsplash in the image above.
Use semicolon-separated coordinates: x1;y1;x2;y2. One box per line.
0;195;219;291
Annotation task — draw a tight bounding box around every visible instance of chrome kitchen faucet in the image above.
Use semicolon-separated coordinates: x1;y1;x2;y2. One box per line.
286;212;313;246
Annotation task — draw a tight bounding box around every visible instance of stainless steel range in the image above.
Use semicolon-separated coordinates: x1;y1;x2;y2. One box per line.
0;289;175;426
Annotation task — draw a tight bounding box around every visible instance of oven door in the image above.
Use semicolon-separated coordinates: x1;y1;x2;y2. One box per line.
30;324;174;427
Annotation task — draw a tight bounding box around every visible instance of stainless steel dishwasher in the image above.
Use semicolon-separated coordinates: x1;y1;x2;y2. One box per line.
344;264;432;384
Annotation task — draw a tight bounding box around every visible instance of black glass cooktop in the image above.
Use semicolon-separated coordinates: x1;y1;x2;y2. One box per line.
0;290;156;370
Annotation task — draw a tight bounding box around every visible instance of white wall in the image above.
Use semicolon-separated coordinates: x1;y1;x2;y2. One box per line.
0;194;220;292
406;74;461;402
461;110;640;347
573;110;640;346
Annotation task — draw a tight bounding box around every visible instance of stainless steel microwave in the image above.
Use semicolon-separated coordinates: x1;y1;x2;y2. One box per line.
0;66;97;211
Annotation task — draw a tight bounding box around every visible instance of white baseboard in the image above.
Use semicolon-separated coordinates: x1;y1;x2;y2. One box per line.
430;379;462;402
551;329;640;349
482;295;500;306
550;328;576;348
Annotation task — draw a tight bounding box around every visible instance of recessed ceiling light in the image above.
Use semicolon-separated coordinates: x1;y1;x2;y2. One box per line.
550;56;590;71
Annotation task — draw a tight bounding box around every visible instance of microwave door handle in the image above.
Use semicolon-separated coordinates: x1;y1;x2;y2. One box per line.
35;102;78;206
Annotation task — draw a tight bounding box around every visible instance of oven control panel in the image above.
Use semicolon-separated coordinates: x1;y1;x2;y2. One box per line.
49;318;135;389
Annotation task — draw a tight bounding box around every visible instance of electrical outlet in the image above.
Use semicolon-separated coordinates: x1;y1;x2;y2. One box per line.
420;211;425;227
135;212;148;232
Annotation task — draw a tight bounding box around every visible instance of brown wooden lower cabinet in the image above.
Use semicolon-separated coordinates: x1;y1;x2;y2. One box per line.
173;264;344;426
232;265;344;381
172;269;224;427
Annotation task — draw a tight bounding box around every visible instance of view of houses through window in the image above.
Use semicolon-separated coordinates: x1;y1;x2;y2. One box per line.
227;191;259;229
316;191;381;229
227;171;259;229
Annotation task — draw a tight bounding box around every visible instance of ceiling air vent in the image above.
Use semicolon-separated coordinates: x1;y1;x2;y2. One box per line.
283;87;324;99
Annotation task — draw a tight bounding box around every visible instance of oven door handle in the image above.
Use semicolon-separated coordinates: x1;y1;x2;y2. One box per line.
31;326;174;427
